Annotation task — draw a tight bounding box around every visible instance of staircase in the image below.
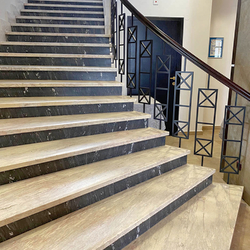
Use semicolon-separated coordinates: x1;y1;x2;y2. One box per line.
0;0;243;249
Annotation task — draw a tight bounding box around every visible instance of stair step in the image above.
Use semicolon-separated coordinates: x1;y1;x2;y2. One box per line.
24;3;103;11
16;16;105;25
0;111;149;136
0;164;214;249
0;65;117;80
6;32;110;43
20;9;104;18
0;145;189;228
28;0;103;5
0;53;112;67
124;183;243;250
0;127;167;172
0;95;134;108
11;23;105;34
0;42;111;54
0;80;119;87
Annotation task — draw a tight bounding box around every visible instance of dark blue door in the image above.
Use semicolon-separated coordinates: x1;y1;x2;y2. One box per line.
127;17;183;133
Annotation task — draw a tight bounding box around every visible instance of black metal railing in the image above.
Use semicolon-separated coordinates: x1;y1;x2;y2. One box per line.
111;0;249;183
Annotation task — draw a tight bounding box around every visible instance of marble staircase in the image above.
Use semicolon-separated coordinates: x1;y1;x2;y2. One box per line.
0;0;243;249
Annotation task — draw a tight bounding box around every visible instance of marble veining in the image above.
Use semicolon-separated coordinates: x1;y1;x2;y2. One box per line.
124;183;243;250
0;165;214;250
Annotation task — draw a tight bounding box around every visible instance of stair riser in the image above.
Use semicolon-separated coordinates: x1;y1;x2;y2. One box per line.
0;103;134;119
0;119;148;148
0;71;116;81
0;45;110;54
0;136;166;185
20;11;104;18
0;155;187;242
0;86;121;97
24;6;103;11
7;35;109;43
11;26;105;34
0;57;111;67
28;0;103;6
105;176;213;250
16;18;104;25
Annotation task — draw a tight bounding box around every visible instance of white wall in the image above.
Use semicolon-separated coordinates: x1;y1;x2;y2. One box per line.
0;0;27;41
120;0;214;131
204;0;238;126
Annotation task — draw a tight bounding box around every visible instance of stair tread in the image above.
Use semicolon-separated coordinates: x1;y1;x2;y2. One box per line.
12;23;105;28
0;53;112;58
24;3;103;8
0;111;150;136
0;164;214;250
17;16;104;21
0;95;135;108
6;32;110;37
124;183;243;250
21;9;103;14
0;127;167;172
0;80;120;87
0;65;116;71
29;0;103;3
0;145;189;227
0;41;110;47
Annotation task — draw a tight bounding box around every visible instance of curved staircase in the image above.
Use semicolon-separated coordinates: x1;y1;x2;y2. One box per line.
0;0;243;249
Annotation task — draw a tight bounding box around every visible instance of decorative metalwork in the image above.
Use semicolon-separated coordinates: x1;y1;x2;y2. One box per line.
172;71;194;139
127;25;137;93
154;55;171;125
139;40;153;105
118;13;126;76
220;106;246;175
194;88;218;162
111;0;117;61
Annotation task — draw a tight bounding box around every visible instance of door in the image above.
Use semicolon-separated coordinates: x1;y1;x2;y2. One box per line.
127;17;183;134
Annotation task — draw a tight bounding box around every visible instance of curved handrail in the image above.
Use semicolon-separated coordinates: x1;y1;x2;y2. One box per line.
121;0;250;102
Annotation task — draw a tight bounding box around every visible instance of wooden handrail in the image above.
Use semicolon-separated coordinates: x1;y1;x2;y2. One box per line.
121;0;250;102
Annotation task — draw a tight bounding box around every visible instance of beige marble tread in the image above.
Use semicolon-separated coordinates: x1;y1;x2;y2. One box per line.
0;42;111;47
20;9;104;14
0;145;189;227
124;183;243;250
0;95;135;108
0;65;116;71
11;23;105;29
16;16;104;21
0;111;150;136
0;80;120;87
0;164;214;250
0;53;112;58
0;127;168;172
6;32;110;37
24;3;103;9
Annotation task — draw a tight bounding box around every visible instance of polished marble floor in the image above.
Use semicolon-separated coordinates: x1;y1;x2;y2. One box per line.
166;128;250;250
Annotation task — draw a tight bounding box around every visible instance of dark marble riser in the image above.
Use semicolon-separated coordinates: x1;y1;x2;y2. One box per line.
0;137;166;186
0;119;148;148
0;45;110;55
28;0;103;6
11;26;105;34
0;57;111;67
16;19;105;26
0;86;122;97
105;176;213;250
0;71;116;81
24;6;103;11
20;11;104;18
7;35;110;43
0;103;134;119
0;155;187;243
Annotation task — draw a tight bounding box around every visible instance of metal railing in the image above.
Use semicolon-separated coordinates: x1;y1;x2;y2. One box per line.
111;0;248;183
